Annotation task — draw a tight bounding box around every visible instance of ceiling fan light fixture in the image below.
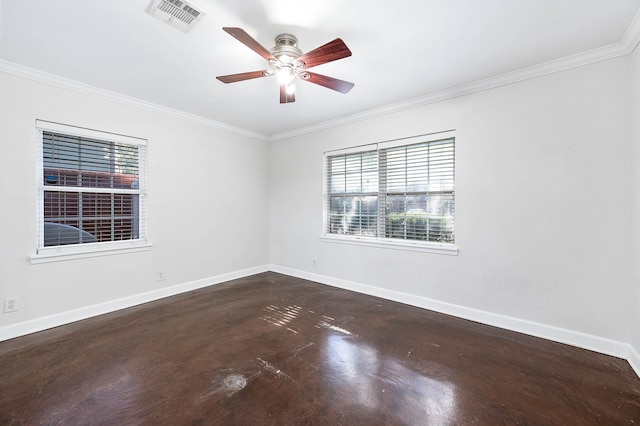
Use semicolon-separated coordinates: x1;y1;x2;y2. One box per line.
276;53;296;65
216;27;354;103
276;65;295;85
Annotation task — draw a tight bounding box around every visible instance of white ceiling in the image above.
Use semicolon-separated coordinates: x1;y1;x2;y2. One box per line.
1;0;640;138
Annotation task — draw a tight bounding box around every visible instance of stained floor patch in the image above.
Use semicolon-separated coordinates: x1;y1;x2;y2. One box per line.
223;374;247;394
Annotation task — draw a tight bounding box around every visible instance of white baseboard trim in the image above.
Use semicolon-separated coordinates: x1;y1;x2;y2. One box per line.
0;264;269;342
3;263;639;380
628;345;640;379
270;265;640;379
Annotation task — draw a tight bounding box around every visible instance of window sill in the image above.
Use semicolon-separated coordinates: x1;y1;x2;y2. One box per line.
321;235;459;256
30;240;152;264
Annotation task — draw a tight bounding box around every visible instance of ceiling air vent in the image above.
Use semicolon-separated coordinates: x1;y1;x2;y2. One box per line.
146;0;205;33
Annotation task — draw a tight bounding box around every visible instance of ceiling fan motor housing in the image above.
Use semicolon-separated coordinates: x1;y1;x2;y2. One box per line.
270;34;303;64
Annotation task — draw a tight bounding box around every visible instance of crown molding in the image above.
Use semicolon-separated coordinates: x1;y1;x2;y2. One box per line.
2;5;640;144
268;8;640;142
621;6;640;55
0;60;268;141
268;43;634;141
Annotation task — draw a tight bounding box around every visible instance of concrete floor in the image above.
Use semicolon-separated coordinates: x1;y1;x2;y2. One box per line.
1;272;639;424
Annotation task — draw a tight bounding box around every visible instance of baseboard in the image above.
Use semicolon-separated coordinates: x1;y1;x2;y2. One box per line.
270;265;640;378
3;263;639;380
0;264;269;342
628;345;640;379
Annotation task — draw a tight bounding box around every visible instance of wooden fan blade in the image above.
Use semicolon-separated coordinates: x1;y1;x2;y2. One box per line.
216;70;270;83
303;72;354;94
223;27;276;61
280;84;296;103
297;38;352;69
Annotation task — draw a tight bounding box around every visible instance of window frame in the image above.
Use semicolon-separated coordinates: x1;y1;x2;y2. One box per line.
31;120;151;264
322;131;458;256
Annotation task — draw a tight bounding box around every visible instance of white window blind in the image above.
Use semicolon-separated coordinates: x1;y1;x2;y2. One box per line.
325;133;455;245
35;121;148;257
326;149;379;237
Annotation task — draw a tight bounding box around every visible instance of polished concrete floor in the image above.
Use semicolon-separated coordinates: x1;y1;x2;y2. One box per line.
1;272;639;425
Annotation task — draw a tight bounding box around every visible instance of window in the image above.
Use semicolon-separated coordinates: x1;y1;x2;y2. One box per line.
34;121;149;262
324;132;456;254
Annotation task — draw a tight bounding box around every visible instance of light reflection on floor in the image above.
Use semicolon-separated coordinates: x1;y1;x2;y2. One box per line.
323;333;457;424
259;303;458;423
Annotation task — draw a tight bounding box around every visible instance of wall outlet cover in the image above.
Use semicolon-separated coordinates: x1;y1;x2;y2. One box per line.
4;297;19;313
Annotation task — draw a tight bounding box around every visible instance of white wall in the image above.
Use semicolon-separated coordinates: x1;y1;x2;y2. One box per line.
0;71;269;331
0;49;637;371
269;57;632;346
631;44;640;358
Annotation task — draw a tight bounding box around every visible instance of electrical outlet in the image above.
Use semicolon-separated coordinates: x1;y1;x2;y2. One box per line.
4;297;19;313
157;270;166;281
312;258;318;268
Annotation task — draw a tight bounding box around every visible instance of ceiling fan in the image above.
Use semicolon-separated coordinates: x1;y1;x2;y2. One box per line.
216;27;354;104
